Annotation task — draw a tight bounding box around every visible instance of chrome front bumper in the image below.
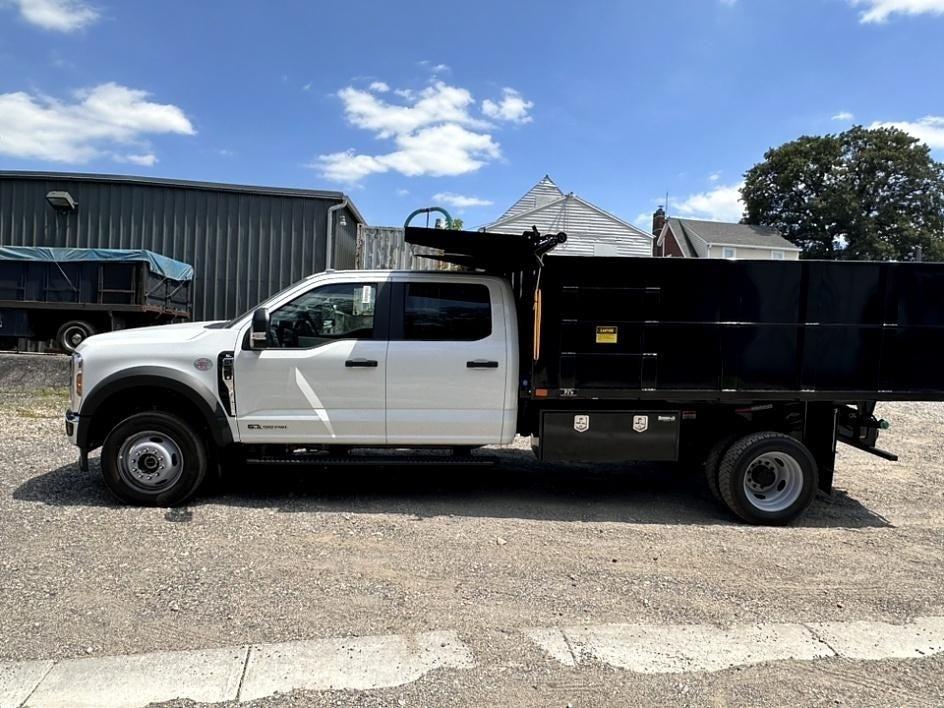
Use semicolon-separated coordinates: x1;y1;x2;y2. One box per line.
64;409;80;445
65;410;90;472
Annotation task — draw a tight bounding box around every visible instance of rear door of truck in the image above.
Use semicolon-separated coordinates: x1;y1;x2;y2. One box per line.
385;274;513;445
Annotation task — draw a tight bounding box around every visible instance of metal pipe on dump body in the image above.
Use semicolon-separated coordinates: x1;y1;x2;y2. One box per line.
325;198;349;270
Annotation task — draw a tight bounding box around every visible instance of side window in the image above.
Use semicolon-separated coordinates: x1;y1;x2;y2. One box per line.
722;247;737;260
269;282;376;348
404;283;491;341
771;250;785;260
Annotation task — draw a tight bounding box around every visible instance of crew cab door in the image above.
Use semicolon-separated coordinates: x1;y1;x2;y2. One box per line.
385;276;515;444
234;278;389;444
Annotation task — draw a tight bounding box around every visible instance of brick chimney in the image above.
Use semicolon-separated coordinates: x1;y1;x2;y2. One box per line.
652;206;666;236
651;206;666;256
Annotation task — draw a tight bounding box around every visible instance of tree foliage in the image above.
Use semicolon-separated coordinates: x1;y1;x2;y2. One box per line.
741;126;944;260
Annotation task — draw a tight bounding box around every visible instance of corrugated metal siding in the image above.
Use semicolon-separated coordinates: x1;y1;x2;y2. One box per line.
489;195;653;258
355;226;452;270
0;175;359;320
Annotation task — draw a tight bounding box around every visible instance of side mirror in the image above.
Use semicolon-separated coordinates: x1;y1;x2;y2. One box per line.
250;307;270;349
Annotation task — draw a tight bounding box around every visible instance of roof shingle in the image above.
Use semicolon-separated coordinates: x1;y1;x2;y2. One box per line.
668;218;799;250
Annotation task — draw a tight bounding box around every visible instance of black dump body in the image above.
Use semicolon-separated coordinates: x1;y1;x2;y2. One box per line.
405;226;944;403
533;256;944;402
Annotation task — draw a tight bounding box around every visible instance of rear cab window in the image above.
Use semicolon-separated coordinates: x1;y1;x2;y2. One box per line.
403;282;491;341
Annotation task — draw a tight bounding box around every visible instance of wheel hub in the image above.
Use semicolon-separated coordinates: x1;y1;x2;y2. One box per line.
742;451;804;513
747;460;777;489
118;431;184;490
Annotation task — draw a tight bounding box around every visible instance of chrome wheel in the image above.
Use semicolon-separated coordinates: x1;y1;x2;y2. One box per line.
117;430;184;492
63;325;86;349
742;451;803;512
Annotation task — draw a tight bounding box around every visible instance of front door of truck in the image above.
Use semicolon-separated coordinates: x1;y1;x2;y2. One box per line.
385;278;508;444
234;280;389;444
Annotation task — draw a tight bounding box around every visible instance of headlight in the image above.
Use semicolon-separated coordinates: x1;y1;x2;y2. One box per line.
72;352;84;397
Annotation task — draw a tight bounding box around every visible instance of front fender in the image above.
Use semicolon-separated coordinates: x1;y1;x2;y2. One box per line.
77;366;235;449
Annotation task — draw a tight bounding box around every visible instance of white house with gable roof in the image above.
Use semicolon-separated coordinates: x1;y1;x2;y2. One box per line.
483;175;653;258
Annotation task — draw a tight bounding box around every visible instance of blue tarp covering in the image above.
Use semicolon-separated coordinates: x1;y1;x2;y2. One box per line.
0;246;193;281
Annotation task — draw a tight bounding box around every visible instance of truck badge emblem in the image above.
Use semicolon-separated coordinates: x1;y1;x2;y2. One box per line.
633;415;648;433
193;358;213;371
574;415;589;433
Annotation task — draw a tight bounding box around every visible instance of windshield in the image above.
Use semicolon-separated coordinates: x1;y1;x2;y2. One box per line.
220;276;315;328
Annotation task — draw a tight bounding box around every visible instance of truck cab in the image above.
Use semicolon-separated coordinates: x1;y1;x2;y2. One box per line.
232;270;518;446
66;269;519;506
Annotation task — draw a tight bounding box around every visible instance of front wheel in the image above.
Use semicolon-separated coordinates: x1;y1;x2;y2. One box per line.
717;432;818;525
101;411;207;506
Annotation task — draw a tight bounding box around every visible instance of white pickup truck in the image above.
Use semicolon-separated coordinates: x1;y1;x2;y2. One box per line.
66;226;925;525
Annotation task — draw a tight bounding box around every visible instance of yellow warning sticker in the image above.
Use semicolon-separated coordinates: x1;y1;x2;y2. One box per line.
596;326;618;344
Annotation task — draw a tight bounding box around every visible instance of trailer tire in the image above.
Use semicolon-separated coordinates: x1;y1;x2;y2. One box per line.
100;411;207;506
717;432;818;525
56;320;96;353
703;434;740;502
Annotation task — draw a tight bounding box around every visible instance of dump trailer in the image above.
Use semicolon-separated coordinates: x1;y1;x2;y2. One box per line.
0;246;193;352
62;226;944;524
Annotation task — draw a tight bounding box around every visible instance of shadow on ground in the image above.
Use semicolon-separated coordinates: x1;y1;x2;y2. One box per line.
14;448;892;529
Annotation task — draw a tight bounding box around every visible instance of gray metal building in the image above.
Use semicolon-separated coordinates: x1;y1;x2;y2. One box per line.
0;172;365;321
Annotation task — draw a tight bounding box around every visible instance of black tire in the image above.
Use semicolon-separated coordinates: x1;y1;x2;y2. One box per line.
55;320;96;353
703;434;740;502
717;431;818;525
101;411;207;506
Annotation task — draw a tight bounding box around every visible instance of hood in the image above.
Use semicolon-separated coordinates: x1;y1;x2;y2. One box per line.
76;321;224;350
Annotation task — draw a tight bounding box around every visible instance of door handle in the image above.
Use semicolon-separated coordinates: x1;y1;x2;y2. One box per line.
467;360;499;368
345;358;378;368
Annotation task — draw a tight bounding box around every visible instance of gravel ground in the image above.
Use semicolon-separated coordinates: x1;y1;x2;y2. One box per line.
1;354;943;706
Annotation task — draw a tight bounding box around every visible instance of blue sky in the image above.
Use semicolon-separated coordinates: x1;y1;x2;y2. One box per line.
1;0;943;229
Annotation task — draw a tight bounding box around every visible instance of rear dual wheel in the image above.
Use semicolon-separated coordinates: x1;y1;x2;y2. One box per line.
709;431;818;525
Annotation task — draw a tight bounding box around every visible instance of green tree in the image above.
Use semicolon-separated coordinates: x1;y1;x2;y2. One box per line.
741;126;944;260
449;217;464;230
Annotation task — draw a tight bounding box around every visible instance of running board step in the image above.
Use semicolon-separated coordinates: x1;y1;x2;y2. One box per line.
245;455;495;467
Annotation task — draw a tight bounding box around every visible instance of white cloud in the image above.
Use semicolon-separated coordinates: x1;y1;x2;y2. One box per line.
122;153;157;166
317;123;500;182
0;82;194;164
317;150;386;183
301;82;312;92
315;79;530;183
336;81;488;139
870;115;944;149
636;212;655;230
433;192;494;209
368;81;390;93
708;171;721;182
673;183;745;222
419;61;450;75
396;188;410;197
849;0;944;22
719;0;737;6
481;88;534;124
832;110;855;121
10;0;99;32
